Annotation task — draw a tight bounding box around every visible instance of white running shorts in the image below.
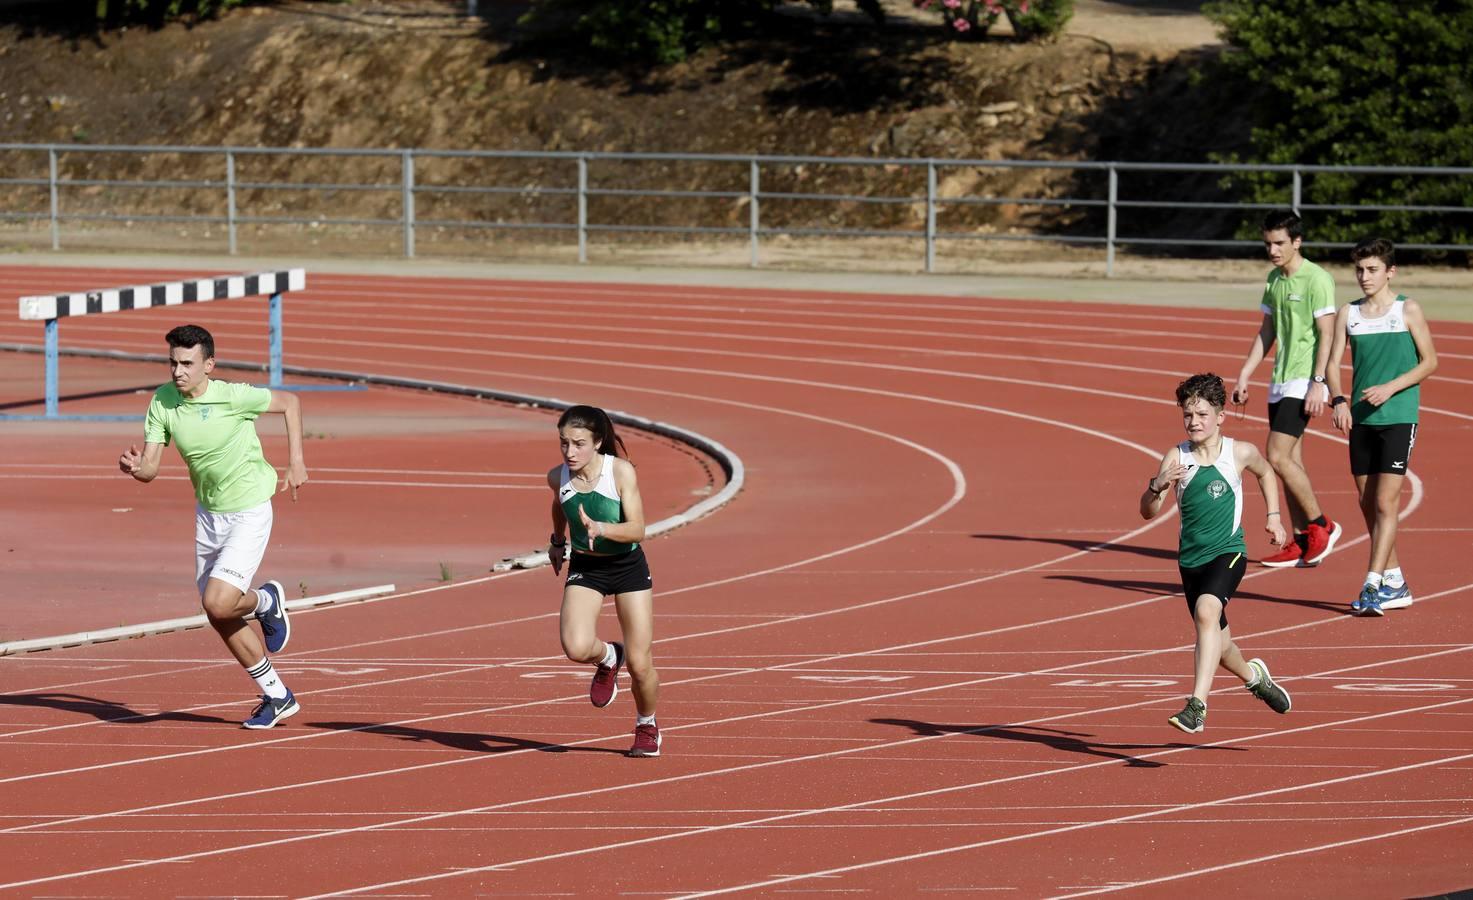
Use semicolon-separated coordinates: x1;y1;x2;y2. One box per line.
194;499;274;597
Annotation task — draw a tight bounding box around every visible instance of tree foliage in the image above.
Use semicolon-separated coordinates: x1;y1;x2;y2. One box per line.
1203;0;1473;249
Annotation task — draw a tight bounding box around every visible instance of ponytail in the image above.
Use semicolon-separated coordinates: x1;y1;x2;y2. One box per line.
557;405;629;460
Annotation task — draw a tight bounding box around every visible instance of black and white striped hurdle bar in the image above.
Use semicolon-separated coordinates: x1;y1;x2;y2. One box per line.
18;269;306;321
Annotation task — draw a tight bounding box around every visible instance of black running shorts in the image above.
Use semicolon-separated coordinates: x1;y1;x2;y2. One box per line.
1267;397;1311;438
1178;551;1247;630
566;546;653;596
1349;422;1417;476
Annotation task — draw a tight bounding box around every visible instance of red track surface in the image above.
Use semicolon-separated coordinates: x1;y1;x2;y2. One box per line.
2;265;1471;897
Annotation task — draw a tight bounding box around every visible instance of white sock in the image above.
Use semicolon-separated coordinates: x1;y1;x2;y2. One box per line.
1365;571;1383;589
599;642;617;668
1245;661;1262;688
1385;567;1405;586
246;657;289;700
636;713;657;727
253;587;274;616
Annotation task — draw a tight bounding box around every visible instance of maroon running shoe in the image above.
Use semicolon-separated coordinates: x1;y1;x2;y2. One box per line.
629;722;662;758
590;641;624;708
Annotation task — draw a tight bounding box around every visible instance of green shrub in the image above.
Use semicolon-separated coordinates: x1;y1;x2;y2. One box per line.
1204;0;1473;250
92;0;245;25
1005;0;1072;40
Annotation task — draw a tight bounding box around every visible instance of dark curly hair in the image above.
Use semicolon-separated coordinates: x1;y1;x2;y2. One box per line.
1176;373;1227;410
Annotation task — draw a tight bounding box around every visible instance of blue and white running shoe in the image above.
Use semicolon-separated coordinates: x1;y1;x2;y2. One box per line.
1351;584;1383;617
1375;581;1414;611
255;580;290;653
242;690;299;729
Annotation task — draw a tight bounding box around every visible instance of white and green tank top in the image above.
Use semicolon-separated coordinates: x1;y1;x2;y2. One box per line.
558;454;638;554
1347;297;1420;426
1175;437;1246;568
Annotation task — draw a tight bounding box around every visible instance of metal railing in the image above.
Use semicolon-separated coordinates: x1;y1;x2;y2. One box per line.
2;143;1470;276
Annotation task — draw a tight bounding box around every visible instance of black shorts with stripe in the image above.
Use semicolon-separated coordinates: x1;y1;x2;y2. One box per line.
1178;551;1247;630
566;546;653;596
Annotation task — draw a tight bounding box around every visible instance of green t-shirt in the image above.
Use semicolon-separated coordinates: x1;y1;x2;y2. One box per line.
1260;259;1337;401
144;379;277;513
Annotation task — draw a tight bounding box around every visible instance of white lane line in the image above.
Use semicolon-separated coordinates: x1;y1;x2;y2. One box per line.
1048;815;1473;897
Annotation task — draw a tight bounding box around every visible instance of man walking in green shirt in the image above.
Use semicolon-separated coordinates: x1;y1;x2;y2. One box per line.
118;324;308;728
1231;210;1343;569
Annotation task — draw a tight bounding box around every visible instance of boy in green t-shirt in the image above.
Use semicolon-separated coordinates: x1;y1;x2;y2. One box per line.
1232;210;1343;570
118;325;309;729
1326;238;1439;616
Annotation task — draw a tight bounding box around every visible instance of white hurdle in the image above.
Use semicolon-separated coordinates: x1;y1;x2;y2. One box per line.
11;268;306;420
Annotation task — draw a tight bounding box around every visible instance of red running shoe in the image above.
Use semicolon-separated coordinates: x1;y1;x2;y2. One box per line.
590;641;624;708
629;722;662;757
1300;519;1343;566
1260;539;1304;568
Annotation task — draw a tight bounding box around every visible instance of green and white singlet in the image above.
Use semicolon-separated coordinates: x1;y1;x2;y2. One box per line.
1260;259;1337;402
1347;296;1420;426
1175;437;1246;568
558;454;638;555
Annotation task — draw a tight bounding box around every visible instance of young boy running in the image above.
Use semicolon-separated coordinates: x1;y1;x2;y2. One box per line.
1141;373;1293;734
1231;210;1343;568
118;324;308;729
1326;238;1439;616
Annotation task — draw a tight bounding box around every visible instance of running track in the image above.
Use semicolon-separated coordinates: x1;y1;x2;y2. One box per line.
2;266;1472;897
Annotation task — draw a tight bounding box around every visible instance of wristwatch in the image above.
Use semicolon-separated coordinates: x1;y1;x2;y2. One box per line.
1331;395;1348;407
1311;375;1327;385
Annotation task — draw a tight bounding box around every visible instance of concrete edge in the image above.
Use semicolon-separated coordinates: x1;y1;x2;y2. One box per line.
0;584;396;657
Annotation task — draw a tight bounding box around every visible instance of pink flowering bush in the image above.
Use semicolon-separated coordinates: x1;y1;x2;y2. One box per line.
913;0;1072;41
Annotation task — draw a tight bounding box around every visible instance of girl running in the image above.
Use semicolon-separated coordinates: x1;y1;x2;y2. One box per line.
546;405;662;757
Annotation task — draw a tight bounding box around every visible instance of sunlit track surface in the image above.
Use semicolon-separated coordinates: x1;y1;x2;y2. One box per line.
2;266;1471;897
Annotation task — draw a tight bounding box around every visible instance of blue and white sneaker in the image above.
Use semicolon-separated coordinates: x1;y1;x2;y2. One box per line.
242;690;299;729
1351;584;1384;617
1375;581;1414;611
255;580;290;653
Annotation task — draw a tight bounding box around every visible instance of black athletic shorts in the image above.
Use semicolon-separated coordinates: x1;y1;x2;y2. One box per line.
1349;422;1417;476
566;546;653;596
1267;397;1311;438
1179;551;1247;630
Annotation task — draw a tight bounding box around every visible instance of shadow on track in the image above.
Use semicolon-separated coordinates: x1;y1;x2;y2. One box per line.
307;720;625;755
0;692;232;726
971;533;1177;561
872;717;1247;768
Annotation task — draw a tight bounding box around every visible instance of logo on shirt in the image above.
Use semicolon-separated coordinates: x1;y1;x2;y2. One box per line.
198;406;212;421
1207;479;1228;500
1389;316;1400;328
1288;293;1303;302
1392;460;1406;469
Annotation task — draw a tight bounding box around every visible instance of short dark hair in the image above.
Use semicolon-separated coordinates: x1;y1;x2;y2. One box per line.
1176;373;1227;411
1351;236;1396;268
166;324;215;360
1261;210;1303;240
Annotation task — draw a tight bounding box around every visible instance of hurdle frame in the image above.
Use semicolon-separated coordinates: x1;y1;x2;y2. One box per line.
9;269;307;421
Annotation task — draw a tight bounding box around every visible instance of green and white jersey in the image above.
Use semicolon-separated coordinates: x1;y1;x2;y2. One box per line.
1175;437;1246;568
1348;296;1421;426
558;454;638;555
144;379;276;513
1260;259;1337;401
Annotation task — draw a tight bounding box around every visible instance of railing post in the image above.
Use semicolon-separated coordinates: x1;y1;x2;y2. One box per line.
749;158;760;268
268;292;284;388
577;156;588;264
925;161;937;274
226;150;238;256
1292;168;1302;215
402;150;416;259
48;147;60;251
1106;164;1118;278
44;317;59;417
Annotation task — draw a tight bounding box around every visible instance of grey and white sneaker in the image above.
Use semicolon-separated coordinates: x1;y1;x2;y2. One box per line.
1246;657;1292;714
